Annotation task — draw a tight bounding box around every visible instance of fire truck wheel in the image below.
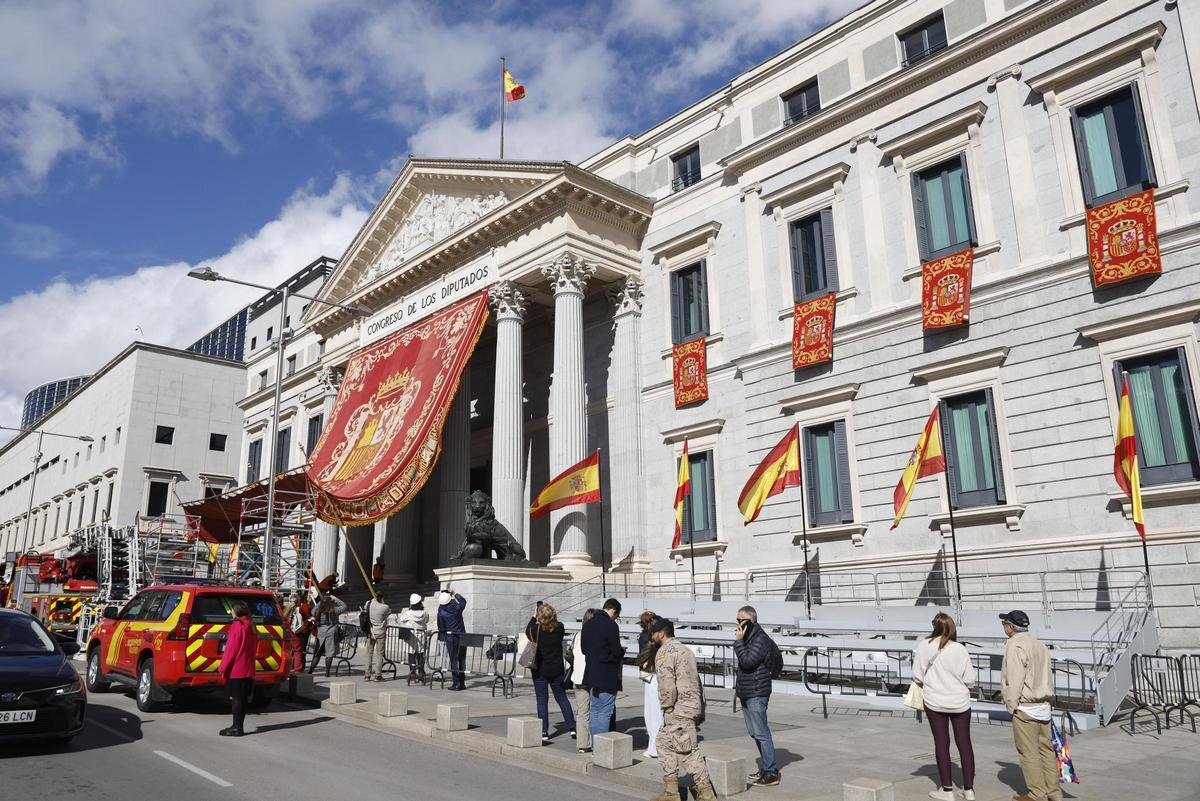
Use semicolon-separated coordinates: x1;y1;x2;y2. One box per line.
86;648;110;693
136;658;162;712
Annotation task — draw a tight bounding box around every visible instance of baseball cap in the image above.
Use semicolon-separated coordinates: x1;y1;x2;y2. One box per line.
438;591;452;606
998;610;1030;628
410;593;422;605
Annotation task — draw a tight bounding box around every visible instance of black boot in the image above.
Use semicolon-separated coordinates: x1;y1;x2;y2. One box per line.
219;727;243;737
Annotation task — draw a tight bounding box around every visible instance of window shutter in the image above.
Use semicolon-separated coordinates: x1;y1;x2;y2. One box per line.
670;270;682;344
958;153;979;248
911;172;930;262
803;427;818;526
833;419;853;523
789;221;804;303
697;259;711;336
819;207;840;293
1070;107;1097;207
939;400;962;510
1128;81;1158;189
1174;347;1200;468
983;387;1007;505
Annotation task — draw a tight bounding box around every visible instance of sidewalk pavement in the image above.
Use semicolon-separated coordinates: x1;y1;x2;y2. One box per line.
290;656;1200;801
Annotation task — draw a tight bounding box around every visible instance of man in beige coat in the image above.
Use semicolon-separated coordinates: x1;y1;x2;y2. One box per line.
650;617;716;801
1000;610;1060;801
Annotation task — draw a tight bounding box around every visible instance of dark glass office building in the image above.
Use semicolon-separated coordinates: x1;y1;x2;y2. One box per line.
21;376;89;429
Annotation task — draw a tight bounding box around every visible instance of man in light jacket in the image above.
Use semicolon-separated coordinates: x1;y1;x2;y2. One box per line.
1000;610;1060;801
733;605;780;787
363;591;391;682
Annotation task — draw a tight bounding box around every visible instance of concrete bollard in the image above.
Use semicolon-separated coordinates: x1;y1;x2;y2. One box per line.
506;717;542;748
327;681;357;705
706;755;748;796
437;702;469;731
377;691;409;717
843;778;895;801
592;731;634;770
288;672;314;697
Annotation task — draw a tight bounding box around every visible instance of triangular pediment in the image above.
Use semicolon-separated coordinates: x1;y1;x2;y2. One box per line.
314;158;564;311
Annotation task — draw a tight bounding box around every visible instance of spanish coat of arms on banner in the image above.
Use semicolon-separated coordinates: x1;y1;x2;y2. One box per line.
921;248;973;329
1086;189;1161;288
672;337;708;408
792;293;836;369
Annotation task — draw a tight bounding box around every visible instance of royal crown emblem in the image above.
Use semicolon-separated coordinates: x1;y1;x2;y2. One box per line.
803;315;828;346
935;274;962;308
1103;217;1143;260
377;369;412;400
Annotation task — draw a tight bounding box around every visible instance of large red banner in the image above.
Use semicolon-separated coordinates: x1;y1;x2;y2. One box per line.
307;293;489;525
792;293;836;369
1087;189;1161;288
922;248;973;330
672;337;708;408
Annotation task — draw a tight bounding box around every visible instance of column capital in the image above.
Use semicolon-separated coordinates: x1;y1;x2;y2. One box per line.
316;366;343;395
987;64;1023;90
488;280;528;322
609;276;645;318
540;254;596;297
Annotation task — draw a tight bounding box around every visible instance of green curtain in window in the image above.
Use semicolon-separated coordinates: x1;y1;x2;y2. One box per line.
1128;367;1167;467
925;173;951;251
812;427;838;513
1162;363;1198;464
946;163;969;246
973;400;996;491
687;455;712;537
1081;109;1119;197
950;402;980;492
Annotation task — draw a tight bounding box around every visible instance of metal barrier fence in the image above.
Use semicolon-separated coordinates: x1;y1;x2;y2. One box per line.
381;626;429;681
426;632;517;697
307;623;360;676
1129;653;1198;735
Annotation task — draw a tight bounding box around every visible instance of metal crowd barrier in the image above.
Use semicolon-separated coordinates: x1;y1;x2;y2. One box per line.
1129;653;1198;735
381;625;429;681
306;623;360;676
426;631;517;697
1181;654;1200;718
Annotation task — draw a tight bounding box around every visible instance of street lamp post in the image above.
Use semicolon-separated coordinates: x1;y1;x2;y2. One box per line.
187;266;369;589
0;425;94;556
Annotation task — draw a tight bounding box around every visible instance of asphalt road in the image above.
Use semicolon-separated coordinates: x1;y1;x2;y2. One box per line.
1;685;640;801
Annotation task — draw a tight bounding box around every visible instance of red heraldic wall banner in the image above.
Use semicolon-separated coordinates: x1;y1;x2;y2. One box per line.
921;248;973;330
1087;189;1161;288
672;337;708;408
307;293;489;525
792;293;836;369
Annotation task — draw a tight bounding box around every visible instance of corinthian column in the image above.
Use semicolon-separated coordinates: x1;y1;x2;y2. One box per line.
311;367;342;580
489;281;528;553
608;277;646;570
437;370;471;567
541;254;596;567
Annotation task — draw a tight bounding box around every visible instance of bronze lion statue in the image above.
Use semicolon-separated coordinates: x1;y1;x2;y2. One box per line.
451;490;529;563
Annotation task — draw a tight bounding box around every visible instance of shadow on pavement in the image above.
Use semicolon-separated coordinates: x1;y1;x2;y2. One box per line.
0;701;144;759
251;715;334;734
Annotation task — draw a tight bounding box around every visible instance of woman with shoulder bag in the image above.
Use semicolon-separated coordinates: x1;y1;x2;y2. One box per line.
525;603;577;744
911;612;976;801
637;611;663;760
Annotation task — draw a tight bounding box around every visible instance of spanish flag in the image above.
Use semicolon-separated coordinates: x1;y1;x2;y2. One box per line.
530;451;600;519
738;424;801;524
891;407;947;529
672;440;691;549
503;68;525;102
1114;373;1146;540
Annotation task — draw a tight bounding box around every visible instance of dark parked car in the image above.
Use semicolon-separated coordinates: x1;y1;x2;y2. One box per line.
0;608;86;743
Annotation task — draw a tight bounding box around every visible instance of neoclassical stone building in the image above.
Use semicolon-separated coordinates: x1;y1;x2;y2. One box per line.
244;0;1200;647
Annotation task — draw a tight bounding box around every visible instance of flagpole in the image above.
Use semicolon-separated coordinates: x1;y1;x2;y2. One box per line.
797;461;812;619
499;56;506;160
598;448;607;598
1122;372;1154;604
936;414;964;610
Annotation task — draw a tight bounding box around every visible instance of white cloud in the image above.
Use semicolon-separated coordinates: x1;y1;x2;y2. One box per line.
0;175;369;437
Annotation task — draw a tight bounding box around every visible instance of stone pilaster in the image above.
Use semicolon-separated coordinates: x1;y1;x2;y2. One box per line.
310;367;341;581
437;370;471;567
541;254;596;567
607;276;647;571
489;281;528;554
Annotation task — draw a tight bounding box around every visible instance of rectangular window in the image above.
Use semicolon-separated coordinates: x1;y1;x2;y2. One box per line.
1071;85;1156;208
209;433;227;452
100;436;106;453
783;80;821;126
146;481;170;517
803;421;854;526
789;208;840;301
307;414;325;455
247;439;263;484
681;450;717;544
913;154;976;261
266;326;274;341
318;339;326;356
1114;349;1200;485
258;371;268;390
671;145;701;192
900;13;947;67
204;486;224;499
154;425;175;445
250;336;257;351
86;444;92;461
286;355;297;376
284;315;290;328
670;261;710;344
940;389;1006;509
78;497;85;527
274;428;291;475
115;426;121;445
91;488;99;524
105;483;114;519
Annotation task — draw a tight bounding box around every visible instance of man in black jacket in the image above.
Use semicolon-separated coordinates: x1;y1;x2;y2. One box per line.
733;605;780;787
581;597;624;738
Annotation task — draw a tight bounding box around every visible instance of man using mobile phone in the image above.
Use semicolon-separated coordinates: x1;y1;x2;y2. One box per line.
734;606;780;787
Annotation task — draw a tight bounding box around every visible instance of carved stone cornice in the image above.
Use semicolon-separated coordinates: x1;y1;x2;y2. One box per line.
540;254;596;297
488;280;527;322
609;276;644;317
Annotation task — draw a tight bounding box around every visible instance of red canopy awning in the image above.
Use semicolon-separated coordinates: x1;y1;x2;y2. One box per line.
306;292;488;526
180;469;312;543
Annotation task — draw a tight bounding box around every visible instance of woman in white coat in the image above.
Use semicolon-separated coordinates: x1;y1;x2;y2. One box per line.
912;612;976;801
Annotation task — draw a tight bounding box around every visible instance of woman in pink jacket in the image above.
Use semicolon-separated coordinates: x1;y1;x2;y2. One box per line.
219;601;259;737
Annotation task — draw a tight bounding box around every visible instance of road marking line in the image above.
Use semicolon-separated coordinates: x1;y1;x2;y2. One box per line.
153;750;233;788
87;718;134;740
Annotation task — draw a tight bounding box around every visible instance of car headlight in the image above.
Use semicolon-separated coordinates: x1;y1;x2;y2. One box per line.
52;679;83;697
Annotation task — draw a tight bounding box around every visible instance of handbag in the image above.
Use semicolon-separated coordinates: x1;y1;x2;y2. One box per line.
518;624;539;669
1050;719;1080;784
903;644;944;710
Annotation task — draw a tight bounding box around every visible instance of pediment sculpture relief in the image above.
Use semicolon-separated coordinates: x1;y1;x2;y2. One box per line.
353;191;508;290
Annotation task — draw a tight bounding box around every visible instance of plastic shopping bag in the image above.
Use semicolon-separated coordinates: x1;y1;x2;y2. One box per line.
1050;719;1080;784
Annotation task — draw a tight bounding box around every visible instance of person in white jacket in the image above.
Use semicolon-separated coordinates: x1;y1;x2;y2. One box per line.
912;612;976;801
571;608;593;754
397;593;430;683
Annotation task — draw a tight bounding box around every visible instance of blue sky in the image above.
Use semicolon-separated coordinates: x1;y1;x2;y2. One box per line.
0;0;860;428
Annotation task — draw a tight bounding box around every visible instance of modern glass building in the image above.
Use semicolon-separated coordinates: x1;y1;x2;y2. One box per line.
21;376;89;429
187;308;248;362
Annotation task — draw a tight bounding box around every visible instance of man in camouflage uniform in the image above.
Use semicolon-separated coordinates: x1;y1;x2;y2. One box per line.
650;617;716;801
